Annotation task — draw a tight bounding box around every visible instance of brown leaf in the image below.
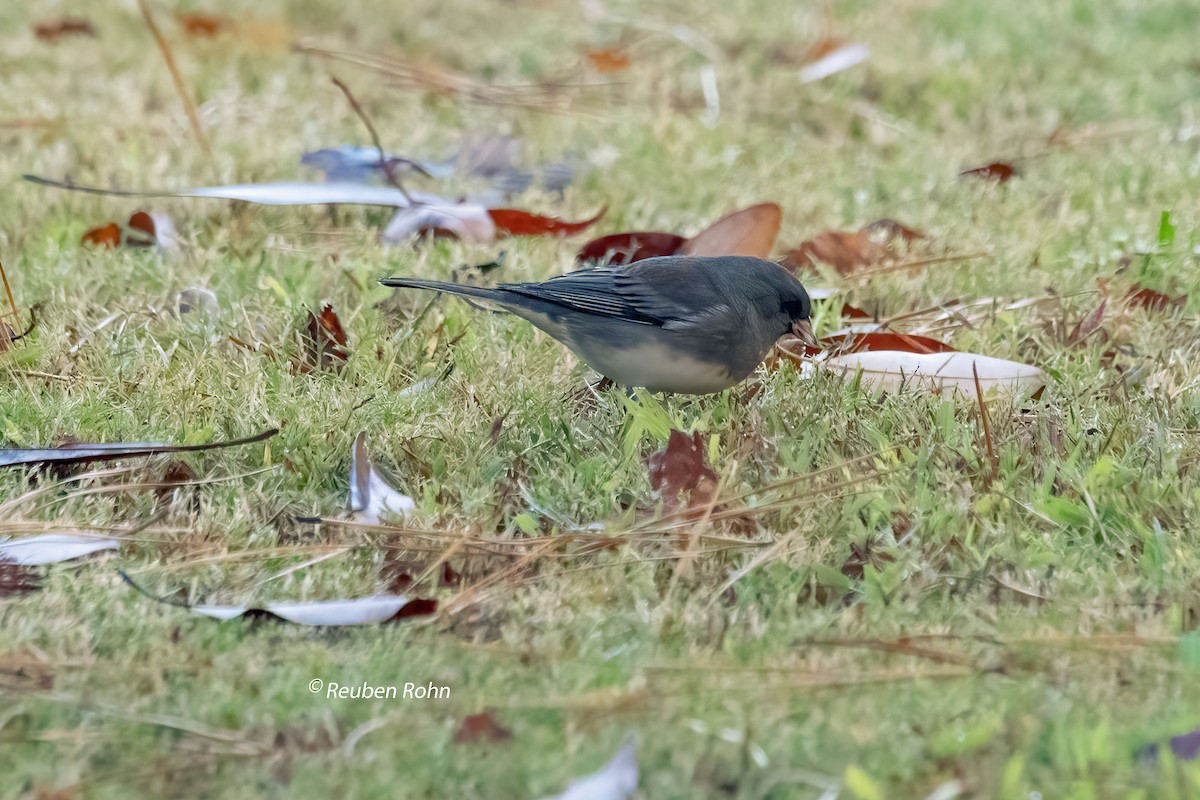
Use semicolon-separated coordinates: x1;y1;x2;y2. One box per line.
1065;299;1107;347
488;207;606;238
0;560;42;597
1126;285;1185;311
646;430;719;515
782;230;881;274
81;222;122;248
126;211;158;247
840;542;895;580
960;162;1018;182
680;203;782;258
576;231;688;265
585;48;631;72
303;304;350;371
391;598;439;620
34;18;95;42
80;211;171;250
176;12;232;37
773;330;956;363
861;218;924;245
781;218;921;275
453;710;513;744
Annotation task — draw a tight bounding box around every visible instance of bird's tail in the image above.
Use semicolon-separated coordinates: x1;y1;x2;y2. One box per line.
378;277;505;303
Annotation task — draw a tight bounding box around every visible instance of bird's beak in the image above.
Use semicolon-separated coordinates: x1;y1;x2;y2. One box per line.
791;319;818;348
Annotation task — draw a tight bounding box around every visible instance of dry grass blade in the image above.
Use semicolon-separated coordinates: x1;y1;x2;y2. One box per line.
297;42;582;111
137;0;212;159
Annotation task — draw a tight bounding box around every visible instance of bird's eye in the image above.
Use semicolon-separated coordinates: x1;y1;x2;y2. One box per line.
782;299;808;319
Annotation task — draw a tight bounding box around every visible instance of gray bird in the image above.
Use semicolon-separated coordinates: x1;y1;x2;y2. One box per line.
380;255;815;395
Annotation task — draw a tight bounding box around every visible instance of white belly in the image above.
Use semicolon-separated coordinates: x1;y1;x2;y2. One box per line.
576;339;736;394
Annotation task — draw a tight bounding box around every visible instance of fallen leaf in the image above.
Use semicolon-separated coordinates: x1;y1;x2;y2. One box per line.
799;40;869;83
177;287;219;315
0;429;278;470
1065;298;1107;348
960;162;1018;182
383;203;497;245
176;11;231;37
1126;285;1186;311
302;304;349;371
489;207;606;238
680;203;782;258
348;432;415;525
586;48;631;72
1169;728;1200;761
775;330;957;362
80;211;177;251
646;430;719;516
0;561;42;597
0;534;120;565
821;351;1043;395
34;18;95;42
81;222;122;248
543;741;638;800
576;232;688;265
861;218;924;244
192;594;433;625
782;218;922;275
454;710;514;744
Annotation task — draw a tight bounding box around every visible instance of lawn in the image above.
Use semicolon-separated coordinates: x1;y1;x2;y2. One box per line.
3;0;1200;797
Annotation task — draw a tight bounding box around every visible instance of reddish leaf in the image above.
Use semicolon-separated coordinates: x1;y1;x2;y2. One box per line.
843;304;872;319
391;598;438;620
681;203;782;258
782;218;922;275
302;304;350;371
960;162;1018;182
81;222;122;248
646;430;719;515
585;48;631;73
34;18;95;42
80;211;171;249
862;218;924;244
1065;299;1107;348
177;12;232;37
1126;285;1185;311
454;711;513;744
126;210;158;247
576;231;688;265
783;230;881;274
774;330;956;363
0;560;42;597
488;208;605;238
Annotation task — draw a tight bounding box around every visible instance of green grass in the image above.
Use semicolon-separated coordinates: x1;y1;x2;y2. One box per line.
4;0;1200;797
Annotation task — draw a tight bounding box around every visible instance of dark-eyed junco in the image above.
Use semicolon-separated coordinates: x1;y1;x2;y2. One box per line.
380;255;815;394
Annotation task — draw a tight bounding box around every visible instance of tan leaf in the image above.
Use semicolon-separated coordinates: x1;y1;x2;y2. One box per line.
680;203;782;258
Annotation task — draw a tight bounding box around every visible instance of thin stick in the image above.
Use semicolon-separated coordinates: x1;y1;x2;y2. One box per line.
330;76;415;205
137;0;212;158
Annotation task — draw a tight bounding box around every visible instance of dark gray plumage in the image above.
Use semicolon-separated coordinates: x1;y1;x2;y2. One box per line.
380;255;814;394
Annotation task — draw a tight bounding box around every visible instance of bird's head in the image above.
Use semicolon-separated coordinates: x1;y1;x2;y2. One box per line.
766;265;816;346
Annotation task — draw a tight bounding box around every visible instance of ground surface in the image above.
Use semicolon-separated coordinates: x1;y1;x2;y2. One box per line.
3;0;1200;797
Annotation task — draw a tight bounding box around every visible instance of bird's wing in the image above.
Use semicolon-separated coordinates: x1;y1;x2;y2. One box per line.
500;263;734;328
